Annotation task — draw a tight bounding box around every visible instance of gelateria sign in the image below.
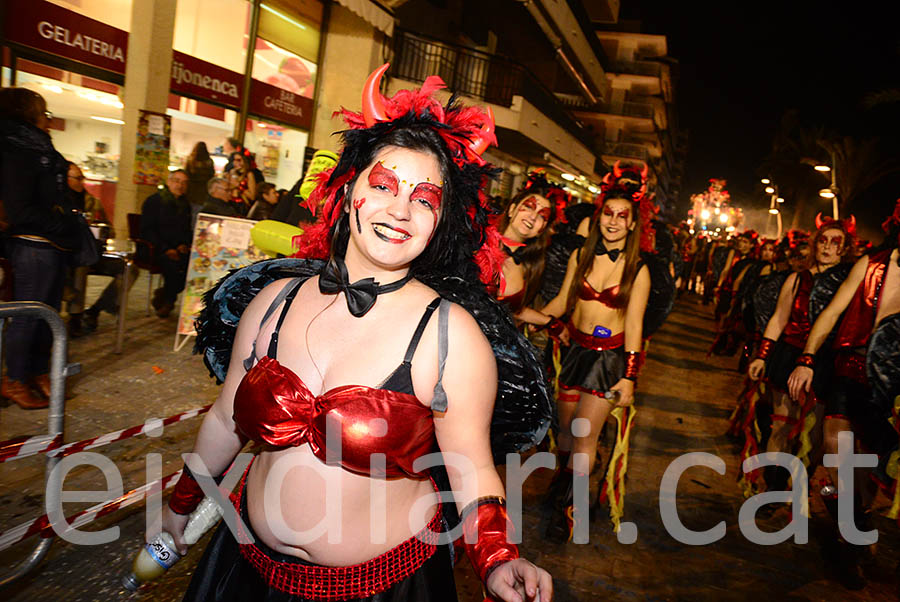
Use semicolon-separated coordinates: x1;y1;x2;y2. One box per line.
4;0;128;75
4;0;244;110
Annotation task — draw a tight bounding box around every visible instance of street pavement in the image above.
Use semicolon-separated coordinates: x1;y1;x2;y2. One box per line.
1;273;898;601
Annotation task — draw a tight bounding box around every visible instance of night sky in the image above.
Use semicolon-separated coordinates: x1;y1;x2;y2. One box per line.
624;0;900;235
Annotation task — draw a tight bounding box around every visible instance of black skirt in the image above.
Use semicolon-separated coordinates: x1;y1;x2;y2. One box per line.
183;487;458;602
766;340;834;399
558;342;625;398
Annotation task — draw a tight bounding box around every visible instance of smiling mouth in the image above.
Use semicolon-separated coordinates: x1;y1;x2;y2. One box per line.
373;223;411;243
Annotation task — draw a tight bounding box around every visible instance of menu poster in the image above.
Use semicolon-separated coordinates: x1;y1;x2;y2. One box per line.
175;213;268;345
133;109;171;185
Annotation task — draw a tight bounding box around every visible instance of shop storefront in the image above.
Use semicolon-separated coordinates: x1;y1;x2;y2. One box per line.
2;0;322;216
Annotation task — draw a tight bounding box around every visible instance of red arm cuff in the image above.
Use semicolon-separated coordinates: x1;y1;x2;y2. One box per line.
755;337;775;361
796;353;815;369
624;351;643;382
168;466;206;515
460;497;519;584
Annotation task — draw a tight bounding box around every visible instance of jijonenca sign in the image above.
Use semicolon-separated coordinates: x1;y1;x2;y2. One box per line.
37;21;125;64
170;52;242;108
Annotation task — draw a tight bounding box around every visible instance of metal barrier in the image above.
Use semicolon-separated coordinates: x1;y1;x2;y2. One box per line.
0;301;81;588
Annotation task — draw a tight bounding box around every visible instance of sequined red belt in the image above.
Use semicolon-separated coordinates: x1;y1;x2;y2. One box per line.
568;321;625;351
835;351;867;385
231;462;442;600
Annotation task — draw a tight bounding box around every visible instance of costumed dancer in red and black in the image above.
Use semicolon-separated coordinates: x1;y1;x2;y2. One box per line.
497;171;567;326
150;64;554;602
788;200;900;590
710;231;756;356
745;216;856;500
534;162;657;540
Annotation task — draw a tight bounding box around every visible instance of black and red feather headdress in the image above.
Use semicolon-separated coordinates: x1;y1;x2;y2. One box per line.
595;160;658;252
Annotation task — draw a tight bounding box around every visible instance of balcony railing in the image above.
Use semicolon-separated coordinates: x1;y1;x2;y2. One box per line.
607;60;661;78
392;30;595;150
604;142;649;161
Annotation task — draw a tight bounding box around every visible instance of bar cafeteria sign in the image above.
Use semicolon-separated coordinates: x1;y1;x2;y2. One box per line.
249;79;313;130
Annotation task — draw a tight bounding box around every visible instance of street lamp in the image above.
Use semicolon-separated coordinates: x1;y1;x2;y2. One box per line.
761;178;771;184
765;182;782;239
765;186;775;194
815;148;839;219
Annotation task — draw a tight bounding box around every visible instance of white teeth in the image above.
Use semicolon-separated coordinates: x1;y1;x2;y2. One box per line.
373;224;410;240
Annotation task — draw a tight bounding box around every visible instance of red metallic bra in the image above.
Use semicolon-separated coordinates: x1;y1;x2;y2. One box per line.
497;287;526;310
232;283;445;479
578;278;622;308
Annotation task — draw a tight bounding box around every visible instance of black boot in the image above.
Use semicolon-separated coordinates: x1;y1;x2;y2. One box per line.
68;313;86;338
540;452;571;511
83;307;99;332
545;477;574;544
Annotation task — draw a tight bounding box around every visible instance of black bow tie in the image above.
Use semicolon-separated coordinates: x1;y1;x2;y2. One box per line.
595;243;622;262
318;258;413;317
505;245;526;265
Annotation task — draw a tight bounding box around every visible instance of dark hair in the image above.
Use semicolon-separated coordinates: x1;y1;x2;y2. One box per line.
566;191;643;314
226;136;240;149
256;182;276;201
327;124;465;279
0;87;46;126
187;141;212;170
497;189;554;309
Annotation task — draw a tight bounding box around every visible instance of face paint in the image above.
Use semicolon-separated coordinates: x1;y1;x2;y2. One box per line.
353;197;367;210
537;207;551;222
369;162;399;196
821;234;844;248
602;206;630;220
411;182;442;233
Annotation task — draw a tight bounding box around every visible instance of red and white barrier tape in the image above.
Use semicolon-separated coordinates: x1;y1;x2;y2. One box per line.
0;405;211;464
0;470;182;552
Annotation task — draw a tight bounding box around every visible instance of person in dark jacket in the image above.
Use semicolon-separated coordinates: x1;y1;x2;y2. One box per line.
0;87;77;409
140;169;191;318
246;182;278;221
200;176;243;218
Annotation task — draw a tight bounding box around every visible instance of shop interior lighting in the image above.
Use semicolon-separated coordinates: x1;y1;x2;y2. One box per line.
41;84;63;94
90;116;125;125
819;188;835;199
814;165;831;172
760;178;770;184
719;213;729;224
776;197;785;203
560;173;576;181
764;186;775;194
261;3;308;30
769;208;779;215
77;90;123;109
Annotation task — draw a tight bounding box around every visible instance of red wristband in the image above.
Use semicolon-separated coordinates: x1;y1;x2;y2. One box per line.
460;497;519;584
624;351;642;382
796;353;815;369
540;317;565;339
168;465;206;515
756;337;775;361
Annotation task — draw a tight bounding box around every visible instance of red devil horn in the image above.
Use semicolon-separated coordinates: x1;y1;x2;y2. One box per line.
815;212;825;230
641;162;649;180
468;106;495;156
612;160;622;179
362;63;390;128
846;215;857;235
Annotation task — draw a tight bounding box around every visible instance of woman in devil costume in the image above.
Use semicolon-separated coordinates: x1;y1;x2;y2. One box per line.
534;162;658;540
496;172;567;325
746;216;855;497
151;64;553;602
788;201;900;590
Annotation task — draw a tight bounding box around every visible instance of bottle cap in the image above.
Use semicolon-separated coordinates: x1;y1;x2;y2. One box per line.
121;573;141;592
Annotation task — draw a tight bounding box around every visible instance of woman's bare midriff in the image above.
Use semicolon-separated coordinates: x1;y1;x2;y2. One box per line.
571;301;625;337
245;444;438;567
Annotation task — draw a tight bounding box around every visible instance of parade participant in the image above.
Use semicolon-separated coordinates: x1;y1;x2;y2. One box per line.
710;231;755;355
536;162;655;538
497;171;566;325
228;152;257;212
788;201;900;590
747;217;855;495
151;65;553;602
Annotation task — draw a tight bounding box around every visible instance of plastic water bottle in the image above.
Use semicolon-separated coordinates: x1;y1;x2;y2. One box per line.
121;497;223;591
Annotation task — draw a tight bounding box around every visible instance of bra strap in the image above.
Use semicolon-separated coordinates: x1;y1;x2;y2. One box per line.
400;297;442;365
243;278;302;371
266;279;305;359
430;299;451;413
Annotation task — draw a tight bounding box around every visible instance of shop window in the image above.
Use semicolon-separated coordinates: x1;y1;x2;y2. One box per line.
15;62;124;183
46;0;133;32
254;0;323;98
167;95;237;173
244;118;308;192
174;0;250;74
